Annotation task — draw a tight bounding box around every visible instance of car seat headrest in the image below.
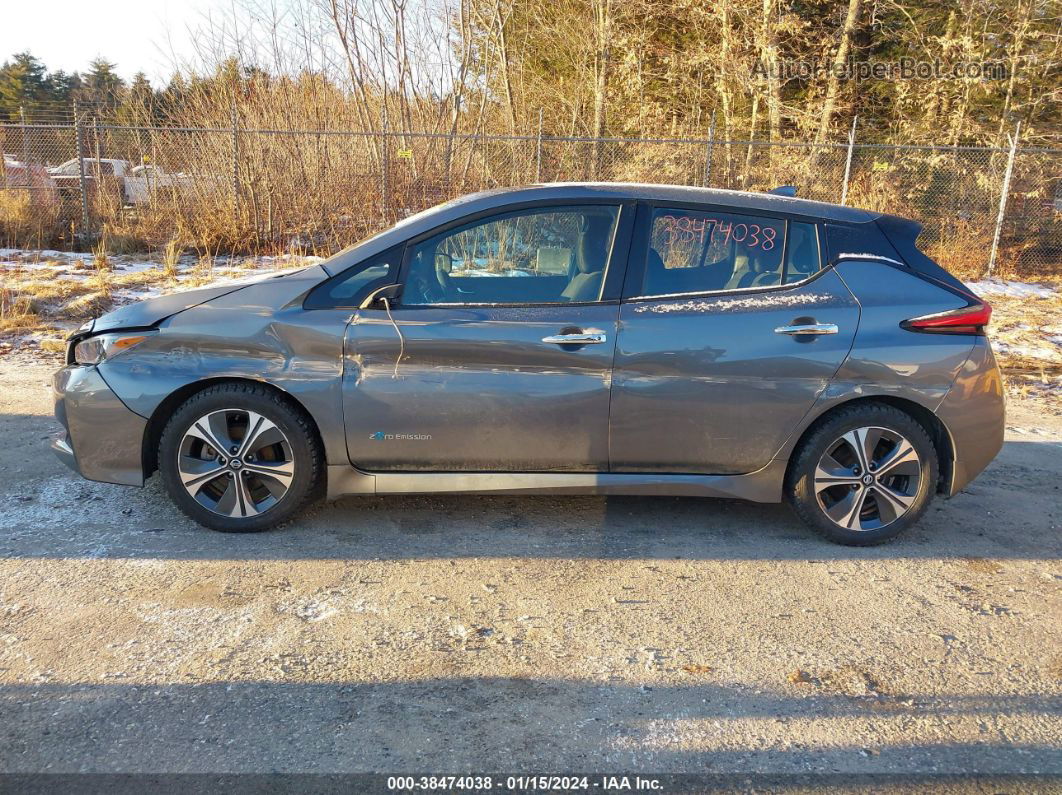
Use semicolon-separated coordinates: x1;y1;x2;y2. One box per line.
575;214;613;274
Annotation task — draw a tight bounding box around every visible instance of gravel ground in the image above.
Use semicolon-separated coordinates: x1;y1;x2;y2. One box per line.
0;354;1060;782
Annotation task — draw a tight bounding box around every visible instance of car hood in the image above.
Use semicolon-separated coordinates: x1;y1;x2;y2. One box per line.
86;267;315;334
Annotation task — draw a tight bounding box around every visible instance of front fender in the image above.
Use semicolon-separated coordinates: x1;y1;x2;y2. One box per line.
98;300;351;469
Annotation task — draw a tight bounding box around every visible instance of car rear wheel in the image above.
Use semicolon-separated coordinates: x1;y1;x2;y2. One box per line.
786;403;938;545
159;383;322;532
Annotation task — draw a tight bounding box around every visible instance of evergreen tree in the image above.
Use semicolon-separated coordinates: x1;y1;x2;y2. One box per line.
47;70;83;106
79;58;125;110
117;72;156;124
0;52;51;121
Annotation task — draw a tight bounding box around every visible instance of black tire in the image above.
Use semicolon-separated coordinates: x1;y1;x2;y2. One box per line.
158;382;323;532
786;402;938;546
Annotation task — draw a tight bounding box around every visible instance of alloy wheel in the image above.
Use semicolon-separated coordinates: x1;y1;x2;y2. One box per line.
813;426;923;532
177;408;295;518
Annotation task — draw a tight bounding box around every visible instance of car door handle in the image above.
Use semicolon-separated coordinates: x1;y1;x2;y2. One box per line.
542;332;607;344
774;323;839;336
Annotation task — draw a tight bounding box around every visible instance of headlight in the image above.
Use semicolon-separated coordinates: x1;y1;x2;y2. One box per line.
73;331;155;365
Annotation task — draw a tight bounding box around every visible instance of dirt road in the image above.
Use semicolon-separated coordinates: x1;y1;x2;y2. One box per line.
1;355;1060;781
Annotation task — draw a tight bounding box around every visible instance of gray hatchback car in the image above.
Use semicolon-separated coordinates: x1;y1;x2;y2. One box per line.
52;183;1004;545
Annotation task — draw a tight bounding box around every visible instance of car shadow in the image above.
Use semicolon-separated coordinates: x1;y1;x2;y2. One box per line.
2;677;1060;776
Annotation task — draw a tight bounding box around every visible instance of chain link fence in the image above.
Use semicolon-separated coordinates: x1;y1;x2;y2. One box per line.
1;117;1059;278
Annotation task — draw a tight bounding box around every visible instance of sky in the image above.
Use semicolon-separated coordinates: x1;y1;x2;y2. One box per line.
0;0;210;83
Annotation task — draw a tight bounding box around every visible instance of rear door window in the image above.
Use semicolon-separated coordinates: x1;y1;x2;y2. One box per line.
637;208;826;297
640;208;785;296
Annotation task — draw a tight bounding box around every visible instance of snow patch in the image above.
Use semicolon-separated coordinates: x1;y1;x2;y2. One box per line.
0;248;71;260
835;252;905;266
992;340;1062;361
290;599;337;622
965;279;1057;299
634;292;832;314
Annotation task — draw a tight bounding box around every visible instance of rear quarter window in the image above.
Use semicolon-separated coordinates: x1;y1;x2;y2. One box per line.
824;221;900;264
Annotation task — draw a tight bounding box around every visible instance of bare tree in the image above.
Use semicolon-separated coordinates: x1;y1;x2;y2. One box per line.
815;0;862;143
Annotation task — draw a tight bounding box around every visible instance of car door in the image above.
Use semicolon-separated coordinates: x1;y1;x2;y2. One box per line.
343;202;634;472
610;204;859;474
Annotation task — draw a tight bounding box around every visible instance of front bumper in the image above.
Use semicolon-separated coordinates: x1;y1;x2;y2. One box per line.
52;365;148;486
50;434;78;473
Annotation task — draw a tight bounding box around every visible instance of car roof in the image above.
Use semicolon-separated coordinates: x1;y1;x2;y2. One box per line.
321;181;880;276
60;157;128;165
446;182;880;224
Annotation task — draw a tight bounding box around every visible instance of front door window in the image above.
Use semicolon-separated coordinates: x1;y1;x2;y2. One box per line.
401;205;620;305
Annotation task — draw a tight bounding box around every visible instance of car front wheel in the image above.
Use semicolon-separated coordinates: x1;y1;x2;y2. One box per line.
786;403;938;545
158;383;322;532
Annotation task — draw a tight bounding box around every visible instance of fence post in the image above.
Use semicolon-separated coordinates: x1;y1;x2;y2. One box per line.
19;106;30;174
703;110;716;187
230;102;240;228
94;116;104;161
988;121;1020;278
19;106;33;209
92;116;104;196
72;101;91;242
535;108;543;183
380;111;391;223
840;115;858;205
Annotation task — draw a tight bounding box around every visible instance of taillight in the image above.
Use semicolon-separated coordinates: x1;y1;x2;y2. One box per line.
901;302;992;335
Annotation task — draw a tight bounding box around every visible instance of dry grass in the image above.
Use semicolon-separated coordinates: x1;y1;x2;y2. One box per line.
985;289;1062;413
0;284;42;334
162;239;182;279
91;239;111;273
0;246;308;343
0;190;68;251
0;255;136;338
988;250;1062;287
924;224;995;282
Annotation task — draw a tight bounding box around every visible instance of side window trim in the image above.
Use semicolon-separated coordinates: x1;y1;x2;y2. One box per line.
621;202;652;300
622;261;835;303
395;201;633;308
779;217;793;284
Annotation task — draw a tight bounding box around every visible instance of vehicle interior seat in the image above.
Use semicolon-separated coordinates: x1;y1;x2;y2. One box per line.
725;253;782;289
561;215;612;302
749;256;782;286
434;252;454;296
643;247;738;295
725;254;754;289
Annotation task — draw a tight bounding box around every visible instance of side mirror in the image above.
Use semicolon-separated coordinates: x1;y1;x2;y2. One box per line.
360;282;403;310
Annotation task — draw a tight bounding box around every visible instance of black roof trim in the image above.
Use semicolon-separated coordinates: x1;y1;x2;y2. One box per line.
496;183;881;223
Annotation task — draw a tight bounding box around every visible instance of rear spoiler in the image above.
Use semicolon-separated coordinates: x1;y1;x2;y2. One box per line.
874;213;973;297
